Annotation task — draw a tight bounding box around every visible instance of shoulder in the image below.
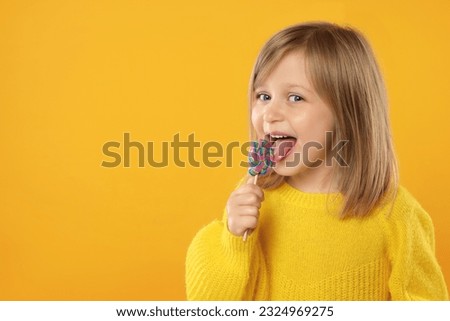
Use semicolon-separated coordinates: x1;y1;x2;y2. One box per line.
383;185;429;220
382;184;435;245
390;185;420;210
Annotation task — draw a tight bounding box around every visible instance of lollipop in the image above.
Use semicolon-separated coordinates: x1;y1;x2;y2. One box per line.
243;138;275;241
248;139;274;178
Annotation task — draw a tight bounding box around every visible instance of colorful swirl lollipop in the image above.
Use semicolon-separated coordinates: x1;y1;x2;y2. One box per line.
248;139;274;178
243;138;275;241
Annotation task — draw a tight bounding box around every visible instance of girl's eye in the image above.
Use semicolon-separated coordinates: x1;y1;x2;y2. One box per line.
256;93;270;101
289;94;303;102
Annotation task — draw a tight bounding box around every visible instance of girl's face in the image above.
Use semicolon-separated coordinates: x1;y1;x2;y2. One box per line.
251;50;336;180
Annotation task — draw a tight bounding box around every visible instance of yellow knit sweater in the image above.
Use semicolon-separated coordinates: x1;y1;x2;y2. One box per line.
185;181;448;300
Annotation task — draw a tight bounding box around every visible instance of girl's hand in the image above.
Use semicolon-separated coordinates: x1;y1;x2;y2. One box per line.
225;176;264;237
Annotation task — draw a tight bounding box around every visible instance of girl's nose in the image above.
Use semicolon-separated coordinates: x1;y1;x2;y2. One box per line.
263;101;283;123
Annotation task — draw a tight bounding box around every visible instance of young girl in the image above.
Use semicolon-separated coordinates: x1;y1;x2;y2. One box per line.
185;21;448;300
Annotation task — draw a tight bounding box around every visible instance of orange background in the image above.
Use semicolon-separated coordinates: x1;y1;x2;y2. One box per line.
0;0;449;300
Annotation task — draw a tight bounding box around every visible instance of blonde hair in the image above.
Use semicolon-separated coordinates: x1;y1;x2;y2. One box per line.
245;21;399;218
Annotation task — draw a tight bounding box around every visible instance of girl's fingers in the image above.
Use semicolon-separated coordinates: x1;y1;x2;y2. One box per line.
233;184;264;200
241;215;258;231
229;217;258;236
232;193;263;207
236;205;259;217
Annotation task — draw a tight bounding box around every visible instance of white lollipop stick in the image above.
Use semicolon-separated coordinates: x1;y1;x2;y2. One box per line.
243;174;258;241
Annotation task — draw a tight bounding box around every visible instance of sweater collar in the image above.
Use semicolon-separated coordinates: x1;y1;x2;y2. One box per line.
274;181;344;210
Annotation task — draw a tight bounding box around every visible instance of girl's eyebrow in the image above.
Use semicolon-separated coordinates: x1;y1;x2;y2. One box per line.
255;83;313;93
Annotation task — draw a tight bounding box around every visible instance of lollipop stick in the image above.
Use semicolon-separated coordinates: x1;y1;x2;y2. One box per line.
243;174;259;242
242;230;249;242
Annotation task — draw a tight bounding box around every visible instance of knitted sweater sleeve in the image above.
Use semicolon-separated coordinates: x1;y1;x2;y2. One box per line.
387;199;449;300
185;207;268;300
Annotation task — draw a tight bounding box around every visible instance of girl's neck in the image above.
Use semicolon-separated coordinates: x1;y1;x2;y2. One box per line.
286;164;339;194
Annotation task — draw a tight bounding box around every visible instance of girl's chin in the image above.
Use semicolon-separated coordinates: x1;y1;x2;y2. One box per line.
272;163;303;176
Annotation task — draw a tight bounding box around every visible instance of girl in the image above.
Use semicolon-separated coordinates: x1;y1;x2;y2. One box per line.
185;21;448;300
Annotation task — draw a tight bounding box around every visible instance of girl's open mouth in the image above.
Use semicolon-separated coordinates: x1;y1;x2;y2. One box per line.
267;133;297;162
